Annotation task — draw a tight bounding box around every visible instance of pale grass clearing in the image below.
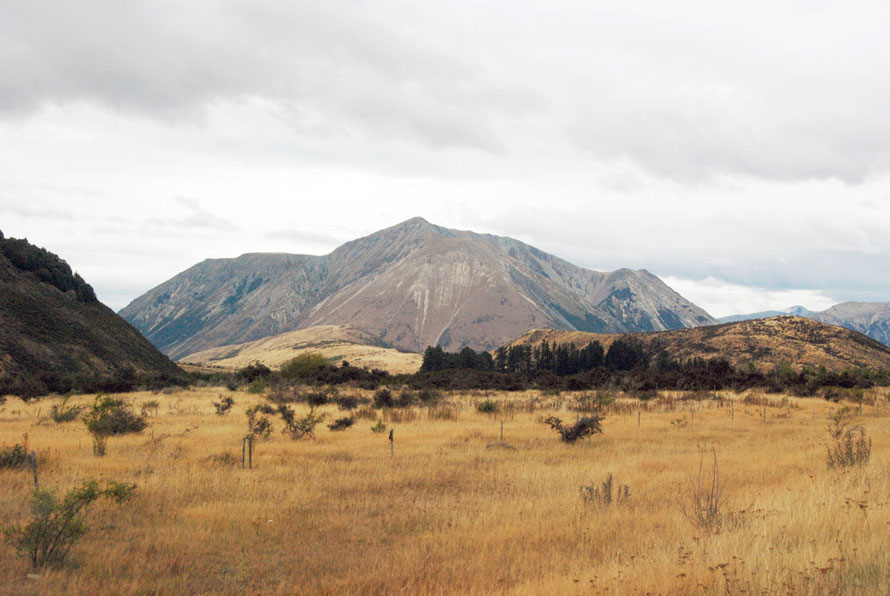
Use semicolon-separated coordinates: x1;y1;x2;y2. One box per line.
1;387;889;594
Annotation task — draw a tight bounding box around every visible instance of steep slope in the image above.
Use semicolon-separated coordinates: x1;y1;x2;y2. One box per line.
0;232;186;398
181;325;423;375
121;217;716;358
508;316;890;372
810;302;890;346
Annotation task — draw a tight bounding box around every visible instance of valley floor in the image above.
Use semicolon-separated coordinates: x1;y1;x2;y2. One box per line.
1;387;889;594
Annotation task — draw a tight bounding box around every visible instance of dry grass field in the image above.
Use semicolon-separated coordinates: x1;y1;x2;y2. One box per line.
1;386;889;594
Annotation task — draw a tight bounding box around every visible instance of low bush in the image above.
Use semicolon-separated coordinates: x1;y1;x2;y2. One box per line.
334;394;360;410
0;444;29;469
50;395;83;423
544;415;604;443
83;395;148;456
476;399;497;414
328;416;355;432
279;405;327;440
3;480;135;569
213;396;235;415
370;420;387;433
247;378;268;394
373;388;394;408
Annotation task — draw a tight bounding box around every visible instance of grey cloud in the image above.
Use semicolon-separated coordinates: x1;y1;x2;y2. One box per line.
4;1;889;181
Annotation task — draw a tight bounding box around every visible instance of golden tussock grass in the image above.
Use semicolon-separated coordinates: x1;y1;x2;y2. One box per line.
1;387;889;594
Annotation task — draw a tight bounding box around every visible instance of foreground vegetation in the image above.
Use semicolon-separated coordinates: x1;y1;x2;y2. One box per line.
2;384;889;594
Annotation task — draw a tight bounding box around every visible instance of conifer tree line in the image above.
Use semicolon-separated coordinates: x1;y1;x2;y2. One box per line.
421;337;645;375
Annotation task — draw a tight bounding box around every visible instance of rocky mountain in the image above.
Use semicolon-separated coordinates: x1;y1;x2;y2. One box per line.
720;302;890;347
718;305;815;324
508;316;890;372
181;324;423;375
810;302;890;346
0;232;186;398
121;217;716;358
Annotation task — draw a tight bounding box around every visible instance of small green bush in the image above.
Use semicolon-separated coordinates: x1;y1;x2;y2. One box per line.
50;395;84;423
83;395;147;456
544;415;604;443
0;444;29;469
247;378;268;394
370;420;387;433
476;399;497;414
279;405;327;440
245;405;274;439
3;480;135;569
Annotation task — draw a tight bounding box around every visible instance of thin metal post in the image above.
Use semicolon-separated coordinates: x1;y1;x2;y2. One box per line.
248;437;253;470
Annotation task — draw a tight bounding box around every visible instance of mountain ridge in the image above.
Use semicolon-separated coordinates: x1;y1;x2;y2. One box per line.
720;302;890;346
507;316;890;373
0;232;186;397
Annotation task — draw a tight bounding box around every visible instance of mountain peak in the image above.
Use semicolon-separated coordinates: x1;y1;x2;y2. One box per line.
121;220;716;357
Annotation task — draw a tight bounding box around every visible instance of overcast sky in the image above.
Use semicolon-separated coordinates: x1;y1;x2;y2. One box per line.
2;0;889;317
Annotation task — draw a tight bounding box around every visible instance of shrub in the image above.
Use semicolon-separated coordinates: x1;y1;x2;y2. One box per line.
580;473;629;509
236;362;272;383
370;420;387;433
306;390;330;406
247;378;268;394
0;444;29;469
544;415;604;443
373;388;394;409
826;407;871;468
279;353;330;382
245;405;274;439
83;395;148;456
417;387;441;405
50;395;83;423
476;399;497;414
279;405;327;440
328;416;355;431
334;394;359;410
396;390;418;408
213;396;235;415
677;446;724;533
3;480;135;569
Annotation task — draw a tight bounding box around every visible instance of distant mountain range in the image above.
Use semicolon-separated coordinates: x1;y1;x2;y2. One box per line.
720;303;890;346
510;316;890;372
0;232;185;397
121;217;717;358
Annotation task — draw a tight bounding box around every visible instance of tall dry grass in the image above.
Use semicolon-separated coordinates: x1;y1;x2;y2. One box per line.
1;387;889;594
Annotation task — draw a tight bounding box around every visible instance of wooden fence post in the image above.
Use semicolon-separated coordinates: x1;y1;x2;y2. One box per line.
29;451;38;490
